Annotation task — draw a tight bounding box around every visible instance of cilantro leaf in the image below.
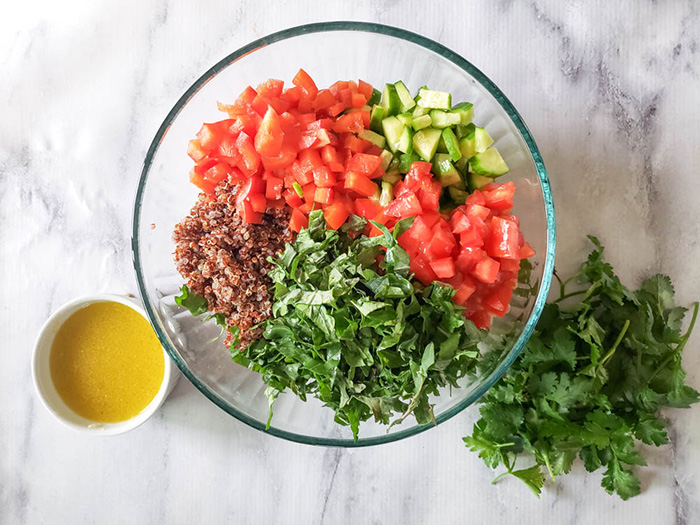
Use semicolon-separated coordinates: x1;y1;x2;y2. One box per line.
463;236;699;500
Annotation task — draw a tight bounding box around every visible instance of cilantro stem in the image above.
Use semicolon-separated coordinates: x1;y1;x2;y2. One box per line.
554;289;588;304
599;319;630;367
543;452;556;481
492;470;513;485
647;302;699;384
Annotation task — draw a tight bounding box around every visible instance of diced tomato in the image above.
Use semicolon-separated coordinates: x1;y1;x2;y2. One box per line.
189;169;217;194
430;257;456;279
358;79;373;99
384;193;423;218
485;216;521;259
451;212;471;234
499;258;521;273
408;161;433;179
283;188;303;208
344;172;378;197
466;191;486;207
265;176;284;200
203;163;230;183
453;280;477;306
281;86;303;105
235;176;266;206
419;180;442;211
328;102;346;117
313;89;337;111
254;107;284;157
256;79;284;98
292;160;315;186
410;254;438;286
315;187;334;204
235;132;261;173
455;247;487;274
467;308;492;330
473;256;500;284
313;166;336;188
290;208;308;232
427;227;457;259
484;282;516;316
260;142;297;171
333;112;365;134
237;199;263;224
343;134;371;153
302;183;317;205
323;201;350;230
460;228;484;248
482;181;515;211
519;241;536;259
249;193;267;213
420;210;441;229
351;92;366;108
292;68;318;97
187;139;207;162
354;198;382;220
347;153;383;177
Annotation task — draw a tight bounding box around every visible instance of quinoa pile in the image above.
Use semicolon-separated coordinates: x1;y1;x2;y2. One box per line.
173;178;293;348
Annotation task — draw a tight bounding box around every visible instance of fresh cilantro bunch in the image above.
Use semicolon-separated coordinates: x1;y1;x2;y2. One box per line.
235;210;484;439
464;236;699;499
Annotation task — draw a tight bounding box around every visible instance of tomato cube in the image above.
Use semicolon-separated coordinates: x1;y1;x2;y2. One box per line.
323;201;350;230
265;176;284;200
254;107;284;157
473;256;500;284
427;227;457;259
315;187;334;204
344;172;378;197
485;216;521;259
290;208;308;232
430;257;456;279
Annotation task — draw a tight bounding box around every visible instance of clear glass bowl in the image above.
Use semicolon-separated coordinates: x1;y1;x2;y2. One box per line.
132;22;556;446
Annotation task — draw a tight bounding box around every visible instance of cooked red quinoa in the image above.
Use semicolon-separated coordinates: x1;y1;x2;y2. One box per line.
173;178;293;348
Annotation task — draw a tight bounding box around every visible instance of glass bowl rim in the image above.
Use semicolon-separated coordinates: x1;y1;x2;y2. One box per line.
132;21;556;448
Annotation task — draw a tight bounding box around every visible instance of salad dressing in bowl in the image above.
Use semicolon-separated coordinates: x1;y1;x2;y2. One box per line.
49;302;164;423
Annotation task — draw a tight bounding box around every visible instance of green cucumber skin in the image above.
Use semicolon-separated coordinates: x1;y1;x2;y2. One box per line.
468;148;509;176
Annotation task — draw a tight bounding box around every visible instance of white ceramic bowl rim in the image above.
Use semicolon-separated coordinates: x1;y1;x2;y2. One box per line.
32;293;178;435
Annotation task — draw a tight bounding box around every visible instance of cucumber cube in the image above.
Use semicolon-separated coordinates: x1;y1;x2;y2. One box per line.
473;127;495;153
381;116;405;153
416;89;451;110
441;128;462;162
370;106;385;133
412;128;442;162
429;110;461;128
397;126;414;154
468;148;509;176
381;84;401;116
398;152;420;173
411;114;432;130
394;81;416;112
358;129;386;149
451;102;474;125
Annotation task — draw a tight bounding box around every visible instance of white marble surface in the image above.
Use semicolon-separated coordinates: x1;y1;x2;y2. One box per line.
2;1;700;523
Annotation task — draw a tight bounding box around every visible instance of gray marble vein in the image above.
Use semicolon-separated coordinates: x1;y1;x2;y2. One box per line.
2;1;700;524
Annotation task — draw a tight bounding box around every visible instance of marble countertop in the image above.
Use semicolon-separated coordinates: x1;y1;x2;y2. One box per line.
3;1;700;523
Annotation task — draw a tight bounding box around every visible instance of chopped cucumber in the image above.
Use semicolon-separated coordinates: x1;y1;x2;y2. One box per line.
468;172;493;191
398;152;420;173
412;128;442;162
455;123;475;139
458;135;477;161
381;84;401;116
379;182;394;207
441;128;462;162
379;149;394;171
394;81;416;112
413;85;428;104
448;186;469;204
369;187;382;204
412;105;429;117
382;170;402;184
433;153;462;187
469;148;509;176
397;126;414;154
396;113;413;127
451;102;474;125
411;114;432;130
416;89;451;110
370;106;385;133
429;110;461;128
381;116;405;153
437;136;448;154
473;127;495;153
368;88;382;106
358;129;386;149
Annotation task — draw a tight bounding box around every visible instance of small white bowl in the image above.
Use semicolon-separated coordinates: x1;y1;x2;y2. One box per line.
32;293;179;435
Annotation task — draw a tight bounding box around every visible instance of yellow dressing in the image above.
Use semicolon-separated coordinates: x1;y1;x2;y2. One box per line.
49;301;164;423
